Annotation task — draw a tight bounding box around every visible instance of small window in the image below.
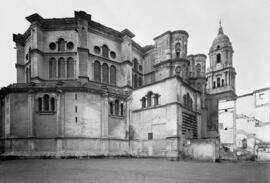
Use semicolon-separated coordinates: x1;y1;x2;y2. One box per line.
109;102;114;115
148;132;153;140
213;81;216;89
217;78;221;88
222;79;224;87
217;45;220;49
67;42;74;50
94;46;101;54
75;106;77;113
147;92;152;107
75;93;77;100
25;53;29;60
133;59;138;71
154;94;159;106
51;97;55;111
75;117;78;123
139;65;143;72
58;38;65;52
49;42;56;50
120;103;124;116
43;94;50;111
141;97;146;108
110;51;116;59
38;97;42;112
102;45;109;58
217;53;221;63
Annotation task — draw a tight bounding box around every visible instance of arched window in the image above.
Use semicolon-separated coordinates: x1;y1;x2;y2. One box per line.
120;103;124;116
94;61;101;82
49;58;57;79
196;64;201;76
175;42;181;58
43;94;50;111
217;53;221;63
38;97;42;112
134;74;138;88
102;63;109;83
58;38;65;51
154;94;159;106
133;59;138;71
138;77;142;87
109;102;114;115
222;79;224;87
213;81;216;89
58;57;65;78
115;100;119;115
147;92;152;107
51;97;55;111
67;57;75;78
217;77;221;88
102;45;109;58
141;97;146;108
110;65;116;85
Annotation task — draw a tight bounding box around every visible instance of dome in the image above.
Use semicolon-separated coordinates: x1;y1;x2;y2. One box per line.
209;26;232;53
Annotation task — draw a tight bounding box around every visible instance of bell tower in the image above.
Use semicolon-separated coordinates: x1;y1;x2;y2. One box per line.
206;22;237;137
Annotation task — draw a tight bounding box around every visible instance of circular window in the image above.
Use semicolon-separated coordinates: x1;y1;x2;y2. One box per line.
49;42;56;50
110;51;116;59
25;53;29;60
67;42;74;50
94;46;101;54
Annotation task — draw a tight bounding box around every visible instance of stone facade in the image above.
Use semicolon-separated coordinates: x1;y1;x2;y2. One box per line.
0;11;236;159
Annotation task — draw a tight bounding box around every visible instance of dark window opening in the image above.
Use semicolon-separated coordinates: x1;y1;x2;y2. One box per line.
43;94;50;111
94;61;101;82
75;93;77;100
147;92;152;107
222;79;224;87
67;42;74;50
120;103;124;116
49;42;56;50
94;46;101;54
110;65;116;85
110;51;116;59
75;117;78;123
102;45;109;58
134;74;138;88
58;38;65;52
38;97;42;112
50;97;55;111
141;97;146;108
109;102;114;115
75;106;77;113
133;59;138;71
138;77;142;87
217;53;221;63
102;63;109;83
58;57;65;78
213;81;216;89
154;94;159;106
148;132;153;140
217;77;221;88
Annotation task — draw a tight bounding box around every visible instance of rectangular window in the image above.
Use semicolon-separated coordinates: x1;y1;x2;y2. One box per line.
148;132;153;140
75;93;77;100
75;106;77;113
75;117;78;123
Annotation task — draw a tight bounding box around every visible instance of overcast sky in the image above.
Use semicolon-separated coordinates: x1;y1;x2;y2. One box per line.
0;0;269;95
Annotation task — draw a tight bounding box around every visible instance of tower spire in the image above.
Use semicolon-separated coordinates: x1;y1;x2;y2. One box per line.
218;18;223;35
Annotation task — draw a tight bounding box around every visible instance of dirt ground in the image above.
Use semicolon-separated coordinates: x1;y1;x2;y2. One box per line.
0;159;269;183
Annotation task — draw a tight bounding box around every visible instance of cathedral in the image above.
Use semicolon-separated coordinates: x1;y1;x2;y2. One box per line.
0;11;236;159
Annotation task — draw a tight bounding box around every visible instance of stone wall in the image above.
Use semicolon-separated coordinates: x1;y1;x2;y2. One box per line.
183;139;219;161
